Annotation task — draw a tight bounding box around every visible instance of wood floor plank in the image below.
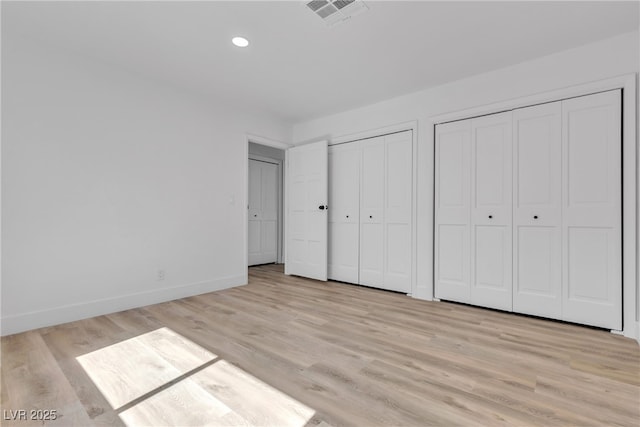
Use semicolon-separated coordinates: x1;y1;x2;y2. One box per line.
39;323;125;426
1;331;93;426
2;263;639;426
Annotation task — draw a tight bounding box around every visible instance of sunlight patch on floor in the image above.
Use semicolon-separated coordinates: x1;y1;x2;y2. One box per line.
76;327;216;409
76;327;315;426
120;360;315;426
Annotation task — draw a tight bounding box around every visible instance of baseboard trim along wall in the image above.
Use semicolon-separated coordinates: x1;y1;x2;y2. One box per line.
0;274;247;336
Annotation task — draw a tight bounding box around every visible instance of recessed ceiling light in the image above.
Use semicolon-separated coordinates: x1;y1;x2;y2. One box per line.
232;37;249;48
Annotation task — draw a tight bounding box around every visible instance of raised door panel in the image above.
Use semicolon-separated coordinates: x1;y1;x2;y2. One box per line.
262;163;278;221
384;131;412;292
328;222;359;283
248;160;262;220
248;220;262;265
562;90;621;329
261;220;277;263
516;226;560;299
248;160;263;266
360;222;383;286
512;102;562;318
470;112;512;311
474;226;507;290
360;137;385;287
328;143;360;283
434;120;471;303
260;162;278;264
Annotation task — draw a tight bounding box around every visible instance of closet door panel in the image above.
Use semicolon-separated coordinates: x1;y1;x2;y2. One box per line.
384;131;412;292
328;143;360;283
470;112;512;311
262;163;278;221
248;221;262;264
562;90;621;329
261;162;278;263
474;226;507;288
385;132;412;222
360;137;385;286
386;223;410;287
261;220;277;263
517;227;558;293
248;160;262;265
434;120;471;302
360;223;384;286
512;102;562;318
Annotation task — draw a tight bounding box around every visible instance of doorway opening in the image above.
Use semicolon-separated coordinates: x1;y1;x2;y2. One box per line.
247;142;285;267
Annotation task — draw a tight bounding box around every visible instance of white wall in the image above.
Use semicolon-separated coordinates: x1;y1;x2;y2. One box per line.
293;31;639;327
1;35;290;335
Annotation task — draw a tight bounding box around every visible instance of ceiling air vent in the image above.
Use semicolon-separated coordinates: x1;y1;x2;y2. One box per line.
305;0;368;27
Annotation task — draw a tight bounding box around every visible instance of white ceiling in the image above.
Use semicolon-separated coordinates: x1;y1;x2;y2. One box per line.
3;1;639;123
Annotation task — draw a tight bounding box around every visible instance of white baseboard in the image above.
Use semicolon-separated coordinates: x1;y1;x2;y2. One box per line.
411;287;433;301
622;319;639;342
1;274;247;336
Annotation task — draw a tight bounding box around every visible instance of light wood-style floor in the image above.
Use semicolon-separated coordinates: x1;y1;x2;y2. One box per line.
2;264;639;426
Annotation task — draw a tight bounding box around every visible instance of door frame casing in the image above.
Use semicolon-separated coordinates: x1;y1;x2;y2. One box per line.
428;74;637;340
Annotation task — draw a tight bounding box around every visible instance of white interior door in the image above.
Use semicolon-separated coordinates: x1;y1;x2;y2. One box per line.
512;102;562;318
248;159;278;266
383;131;412;292
434;120;471;303
470;112;513;311
562;90;621;330
328;142;360;283
359;136;385;287
285;141;328;281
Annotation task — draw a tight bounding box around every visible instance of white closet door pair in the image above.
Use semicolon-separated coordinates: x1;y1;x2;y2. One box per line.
435;90;621;330
513;92;622;329
328;131;412;293
328;142;360;283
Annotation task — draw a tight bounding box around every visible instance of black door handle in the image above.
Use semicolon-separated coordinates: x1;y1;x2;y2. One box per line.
488;215;493;219
319;205;327;210
533;215;539;219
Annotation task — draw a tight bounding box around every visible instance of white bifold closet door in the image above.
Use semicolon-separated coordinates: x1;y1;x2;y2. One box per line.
360;132;412;292
434;120;471;302
561;90;621;330
360;136;386;287
248;159;278;266
383;131;413;292
328;142;360;284
435;114;512;309
470;112;513;310
512;101;562;319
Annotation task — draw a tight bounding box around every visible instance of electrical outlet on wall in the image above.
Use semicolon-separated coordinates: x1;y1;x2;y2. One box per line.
157;269;165;281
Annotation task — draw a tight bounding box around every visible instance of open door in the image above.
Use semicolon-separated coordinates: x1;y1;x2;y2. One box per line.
285;140;328;281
